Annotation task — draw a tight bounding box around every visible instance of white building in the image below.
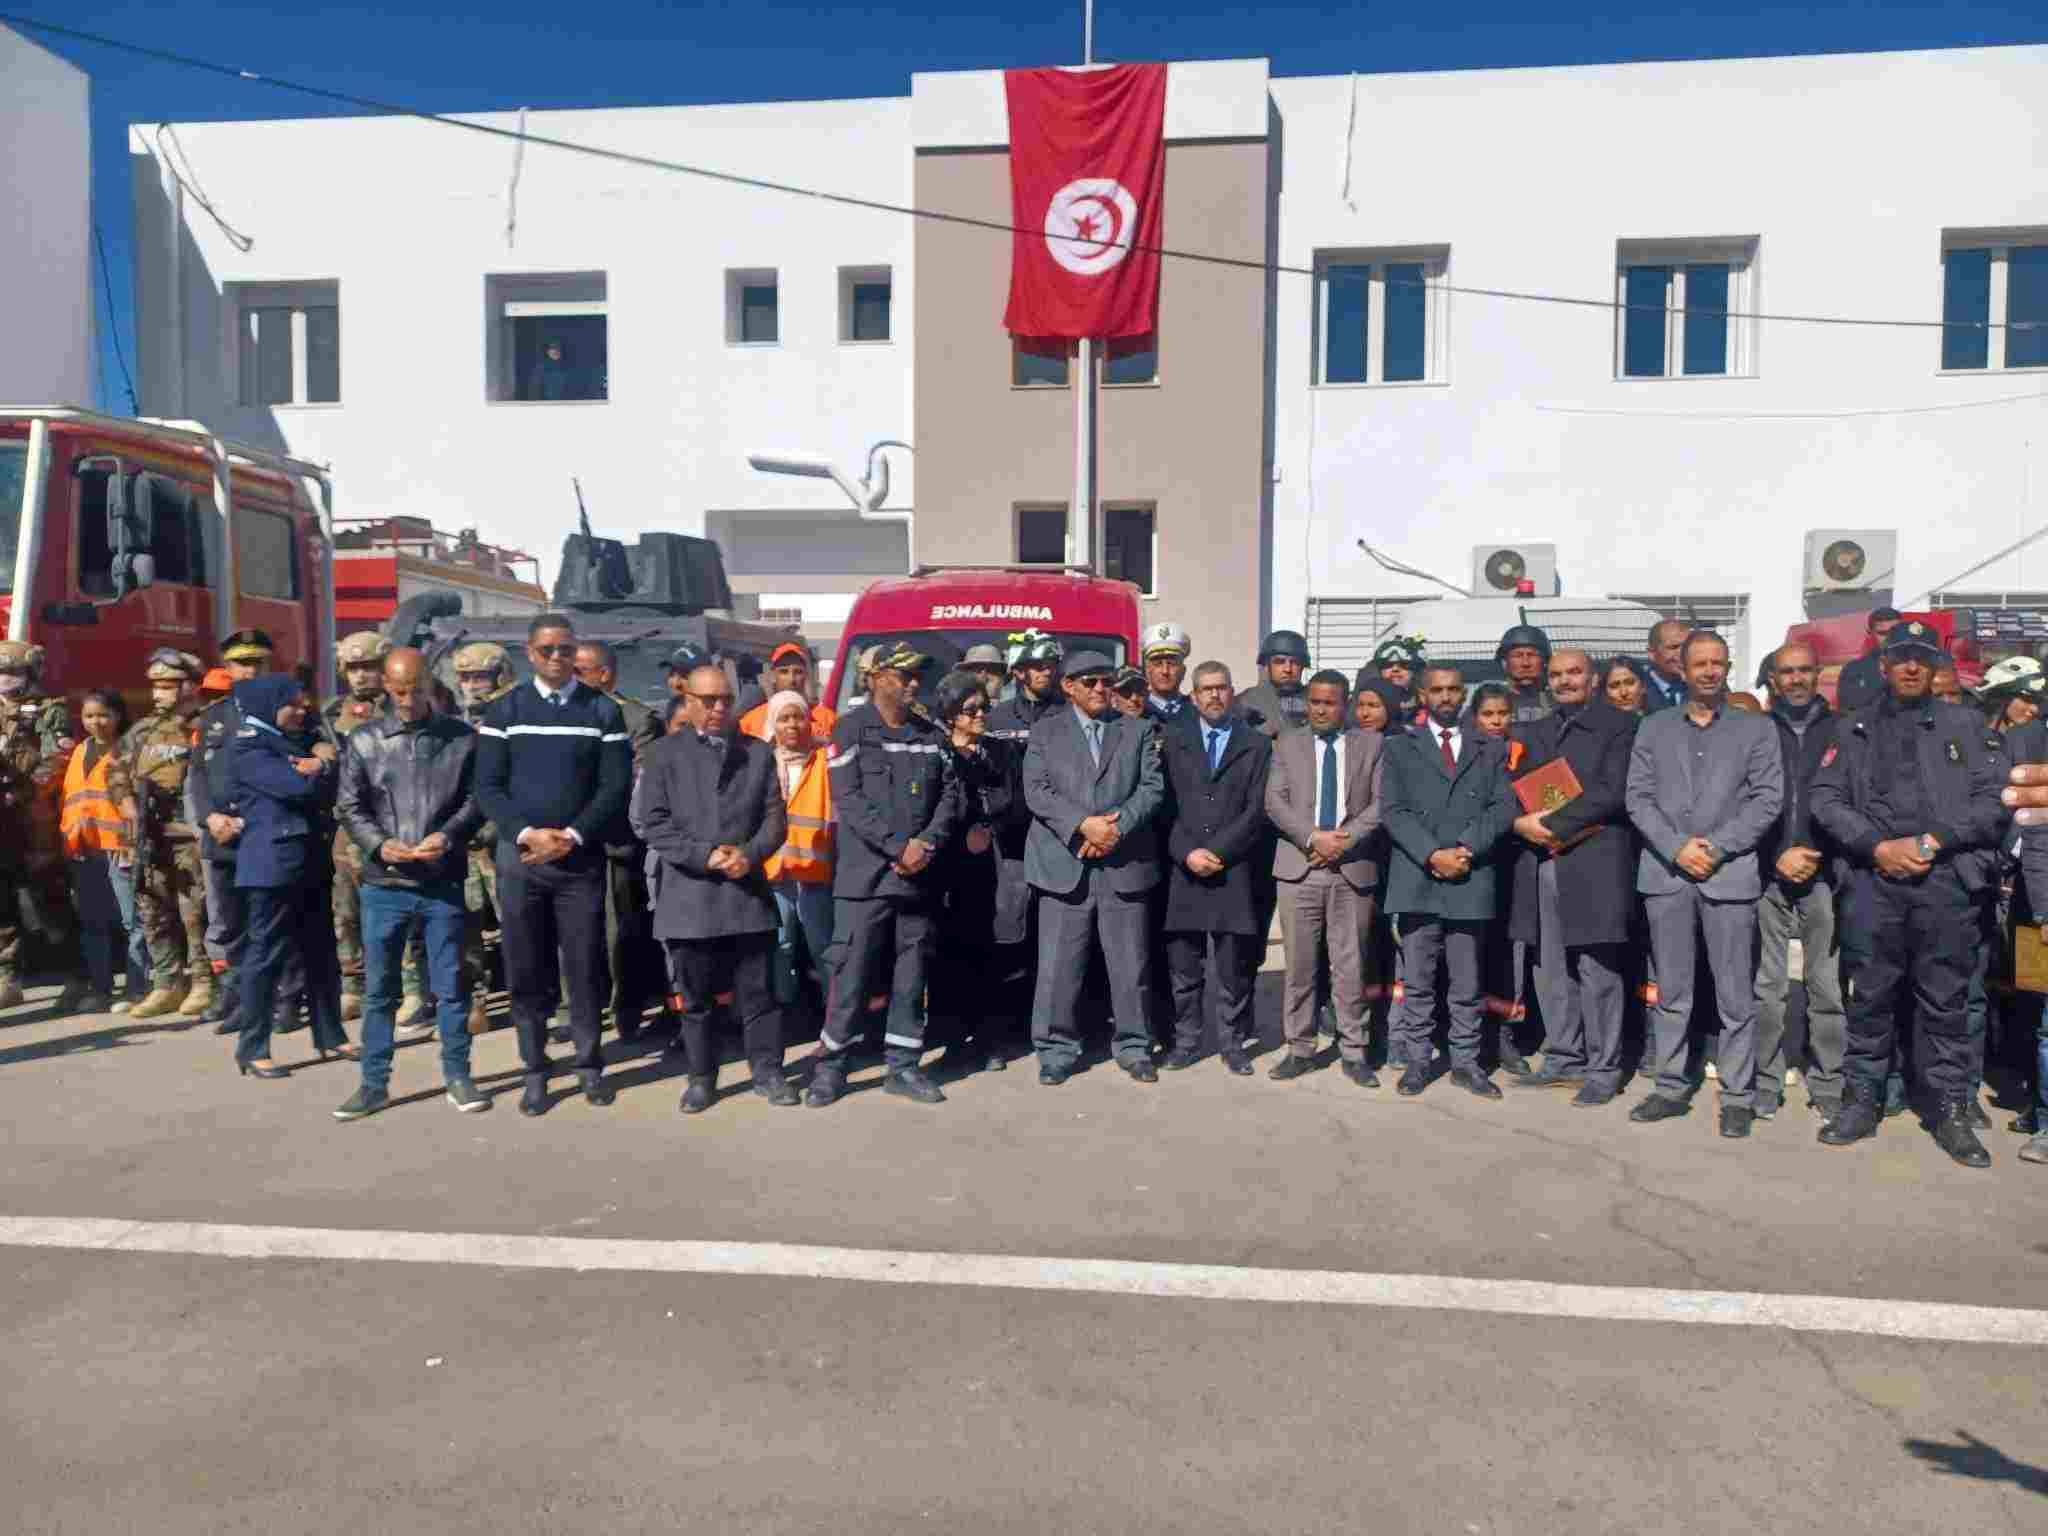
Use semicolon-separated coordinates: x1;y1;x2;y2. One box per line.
2;22;93;406
131;44;2048;675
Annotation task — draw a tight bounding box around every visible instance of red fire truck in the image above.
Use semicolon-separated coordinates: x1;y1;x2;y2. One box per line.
0;408;334;706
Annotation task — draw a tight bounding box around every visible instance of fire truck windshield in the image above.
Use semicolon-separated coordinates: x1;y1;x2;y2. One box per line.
0;444;25;593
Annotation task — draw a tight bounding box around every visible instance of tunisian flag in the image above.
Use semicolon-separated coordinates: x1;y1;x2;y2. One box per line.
1003;63;1167;342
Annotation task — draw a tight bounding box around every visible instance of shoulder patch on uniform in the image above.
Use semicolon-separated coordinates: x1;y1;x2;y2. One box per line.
1820;744;1838;768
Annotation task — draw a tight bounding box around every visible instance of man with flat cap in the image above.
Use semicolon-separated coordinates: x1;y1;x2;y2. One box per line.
1024;649;1166;1084
959;643;1009;704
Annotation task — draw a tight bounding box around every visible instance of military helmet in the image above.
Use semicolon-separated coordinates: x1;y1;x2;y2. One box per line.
1256;629;1311;665
1495;623;1553;664
336;630;393;672
144;646;201;683
1373;636;1426;669
451;641;512;679
0;639;45;676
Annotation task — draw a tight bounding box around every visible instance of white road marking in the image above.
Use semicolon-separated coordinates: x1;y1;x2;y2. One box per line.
3;1215;2044;1347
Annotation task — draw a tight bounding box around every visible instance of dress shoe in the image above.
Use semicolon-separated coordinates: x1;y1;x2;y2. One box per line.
1570;1082;1617;1108
1510;1062;1585;1089
2014;1108;2041;1136
1817;1082;1882;1146
1629;1092;1691;1123
333;1086;389;1121
52;981;93;1015
1340;1059;1379;1089
679;1075;716;1114
1451;1066;1502;1101
984;1048;1008;1072
1719;1105;1754;1139
752;1069;800;1107
578;1071;615;1107
1221;1048;1254;1077
1161;1047;1200;1072
1269;1054;1316;1082
445;1078;491;1113
212;1012;240;1037
1498;1045;1532;1077
1962;1095;1991;1131
1121;1057;1159;1084
1038;1063;1072;1087
886;1066;947;1103
2018;1134;2048;1165
519;1079;550;1117
1397;1061;1431;1097
237;1059;288;1080
339;992;362;1023
1931;1095;1991;1168
806;1065;848;1107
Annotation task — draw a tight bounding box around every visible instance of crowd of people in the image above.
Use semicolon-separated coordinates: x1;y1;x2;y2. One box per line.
3;601;2046;1171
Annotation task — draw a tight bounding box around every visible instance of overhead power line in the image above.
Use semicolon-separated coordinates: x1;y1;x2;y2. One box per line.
10;12;2041;337
92;222;139;414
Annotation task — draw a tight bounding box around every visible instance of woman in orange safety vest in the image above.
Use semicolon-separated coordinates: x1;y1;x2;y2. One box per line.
57;690;144;1014
759;690;835;1005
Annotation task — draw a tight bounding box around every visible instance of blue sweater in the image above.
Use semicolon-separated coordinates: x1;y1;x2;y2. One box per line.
474;680;632;864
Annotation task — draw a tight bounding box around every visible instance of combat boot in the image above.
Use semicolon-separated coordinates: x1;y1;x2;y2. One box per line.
394;994;427;1028
1931;1093;1992;1169
1817;1079;1882;1147
178;974;214;1018
0;977;26;1009
129;983;189;1020
340;992;363;1022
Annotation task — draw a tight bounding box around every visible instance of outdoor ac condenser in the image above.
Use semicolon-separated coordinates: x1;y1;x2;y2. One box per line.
1803;529;1898;593
1470;542;1560;597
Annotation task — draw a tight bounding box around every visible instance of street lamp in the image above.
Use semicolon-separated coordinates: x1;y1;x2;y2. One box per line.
746;440;914;572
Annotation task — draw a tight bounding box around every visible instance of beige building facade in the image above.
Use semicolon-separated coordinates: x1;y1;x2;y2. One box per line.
910;62;1275;674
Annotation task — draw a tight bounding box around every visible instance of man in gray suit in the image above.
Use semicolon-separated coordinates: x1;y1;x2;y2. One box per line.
1266;670;1386;1086
1625;630;1784;1138
633;665;797;1113
1023;650;1166;1085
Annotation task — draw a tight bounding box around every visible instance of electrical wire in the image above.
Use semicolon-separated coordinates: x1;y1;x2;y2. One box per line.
9;11;2040;338
92;222;138;413
1531;387;2048;421
153;122;255;253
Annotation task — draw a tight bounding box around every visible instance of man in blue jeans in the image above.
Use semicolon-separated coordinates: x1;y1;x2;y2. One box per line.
331;648;489;1118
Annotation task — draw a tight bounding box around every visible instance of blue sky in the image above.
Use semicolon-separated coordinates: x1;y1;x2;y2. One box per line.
11;1;2047;412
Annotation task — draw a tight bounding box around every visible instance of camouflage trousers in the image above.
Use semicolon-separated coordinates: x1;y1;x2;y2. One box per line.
0;858;72;987
334;834;427;999
134;838;207;987
464;844;500;993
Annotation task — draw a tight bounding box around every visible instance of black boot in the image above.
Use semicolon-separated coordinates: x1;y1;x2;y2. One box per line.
1818;1079;1882;1147
1931;1093;1992;1168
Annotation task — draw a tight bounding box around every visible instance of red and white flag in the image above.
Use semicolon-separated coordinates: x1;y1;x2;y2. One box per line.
1002;63;1167;342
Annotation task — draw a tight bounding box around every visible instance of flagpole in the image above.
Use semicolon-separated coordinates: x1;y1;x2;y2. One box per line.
1072;0;1097;572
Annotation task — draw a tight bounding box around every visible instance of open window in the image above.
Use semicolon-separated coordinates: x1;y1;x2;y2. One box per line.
487;272;609;402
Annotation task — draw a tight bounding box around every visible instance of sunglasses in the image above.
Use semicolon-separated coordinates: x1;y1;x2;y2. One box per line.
956;703;988;718
1071;675;1110;689
532;644;578;660
689;691;735;706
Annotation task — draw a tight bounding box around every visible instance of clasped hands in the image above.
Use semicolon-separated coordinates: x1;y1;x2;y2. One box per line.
1077;812;1122;862
1425;845;1472;881
706;843;755;881
890;837;934;878
518;828;577;866
380;832;452;866
1872;834;1938;882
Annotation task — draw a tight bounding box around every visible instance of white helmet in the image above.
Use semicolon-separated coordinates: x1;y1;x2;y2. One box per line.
1982;656;2042;694
1140;621;1191;659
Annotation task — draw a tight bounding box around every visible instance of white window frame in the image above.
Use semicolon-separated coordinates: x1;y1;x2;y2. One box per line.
484;271;609;403
1014;502;1070;565
228;280;340;407
727;268;780;347
1939;229;2048;373
1312;246;1450;389
838;265;892;345
1613;238;1758;381
1101;502;1158;597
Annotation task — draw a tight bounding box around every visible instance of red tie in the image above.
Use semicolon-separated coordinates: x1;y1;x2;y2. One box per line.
1439;728;1456;773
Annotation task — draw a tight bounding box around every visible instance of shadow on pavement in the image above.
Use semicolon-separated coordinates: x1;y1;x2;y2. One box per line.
1902;1431;2048;1497
0;1020;191;1067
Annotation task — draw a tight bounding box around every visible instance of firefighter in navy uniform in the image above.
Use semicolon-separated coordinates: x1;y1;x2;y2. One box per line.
1811;621;2010;1168
185;628;276;1034
986;630;1066;1014
805;642;963;1108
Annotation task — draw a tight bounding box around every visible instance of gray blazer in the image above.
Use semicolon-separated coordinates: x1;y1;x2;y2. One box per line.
1023;705;1165;896
1626;703;1784;900
633;729;785;940
1265;726;1385;891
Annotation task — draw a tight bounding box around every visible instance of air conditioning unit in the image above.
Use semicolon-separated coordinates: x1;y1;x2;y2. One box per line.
1471;542;1559;597
1803;529;1897;593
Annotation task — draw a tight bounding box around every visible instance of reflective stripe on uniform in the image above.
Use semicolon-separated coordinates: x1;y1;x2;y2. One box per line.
883;1033;923;1049
502;724;605;739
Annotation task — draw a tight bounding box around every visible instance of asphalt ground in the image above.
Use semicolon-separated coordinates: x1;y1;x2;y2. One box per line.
2;980;2044;1534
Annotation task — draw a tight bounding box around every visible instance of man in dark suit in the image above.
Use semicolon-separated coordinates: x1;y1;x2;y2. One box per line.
1265;669;1387;1086
1023;649;1166;1084
1383;664;1516;1099
1160;662;1272;1076
1506;648;1640;1107
635;664;796;1114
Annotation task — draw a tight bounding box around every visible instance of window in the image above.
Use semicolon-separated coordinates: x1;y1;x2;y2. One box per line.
1013;339;1071;388
230;281;340;405
0;443;27;594
1015;503;1068;565
77;461;114;595
839;266;892;343
237;505;300;599
1102;336;1158;386
726;269;779;345
1103;504;1155;595
1942;234;2048;371
486;272;608;403
1313;248;1448;386
145;480;201;586
1614;239;1756;379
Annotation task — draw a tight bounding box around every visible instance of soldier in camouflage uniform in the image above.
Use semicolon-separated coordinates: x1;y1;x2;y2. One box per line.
120;648;210;1019
574;639;663;1039
0;640;76;1007
452;641;517;1033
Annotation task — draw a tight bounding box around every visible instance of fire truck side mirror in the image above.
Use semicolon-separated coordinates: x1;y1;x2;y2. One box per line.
105;471;160;599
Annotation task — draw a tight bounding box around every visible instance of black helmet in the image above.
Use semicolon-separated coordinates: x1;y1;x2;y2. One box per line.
1257;629;1311;665
1495;624;1552;664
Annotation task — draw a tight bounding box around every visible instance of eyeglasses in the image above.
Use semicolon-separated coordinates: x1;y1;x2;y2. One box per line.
689;692;735;706
532;644;577;660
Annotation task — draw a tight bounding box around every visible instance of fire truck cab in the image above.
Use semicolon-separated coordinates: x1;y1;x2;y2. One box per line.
1;408;334;705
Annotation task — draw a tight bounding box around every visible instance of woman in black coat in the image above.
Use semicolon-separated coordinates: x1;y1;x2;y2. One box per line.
929;670;1023;1072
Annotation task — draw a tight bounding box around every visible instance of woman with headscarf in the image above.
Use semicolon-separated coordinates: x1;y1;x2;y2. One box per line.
756;688;836;1007
225;674;351;1077
927;669;1022;1071
1345;673;1407;1060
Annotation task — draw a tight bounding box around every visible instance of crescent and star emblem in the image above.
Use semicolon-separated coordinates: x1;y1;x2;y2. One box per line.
1044;178;1139;276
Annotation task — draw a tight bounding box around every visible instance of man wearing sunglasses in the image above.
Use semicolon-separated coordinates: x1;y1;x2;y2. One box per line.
475;613;634;1117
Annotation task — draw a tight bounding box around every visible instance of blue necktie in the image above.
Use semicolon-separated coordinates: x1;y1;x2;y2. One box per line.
1317;732;1339;831
1206;727;1224;777
1085;720;1102;767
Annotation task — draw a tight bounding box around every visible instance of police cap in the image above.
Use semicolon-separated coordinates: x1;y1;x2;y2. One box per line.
1880;621;1946;664
221;629;274;662
1140;621;1191;659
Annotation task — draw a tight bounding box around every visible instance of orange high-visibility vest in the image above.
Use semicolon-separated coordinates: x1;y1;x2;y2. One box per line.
763;749;834;883
60;744;127;857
